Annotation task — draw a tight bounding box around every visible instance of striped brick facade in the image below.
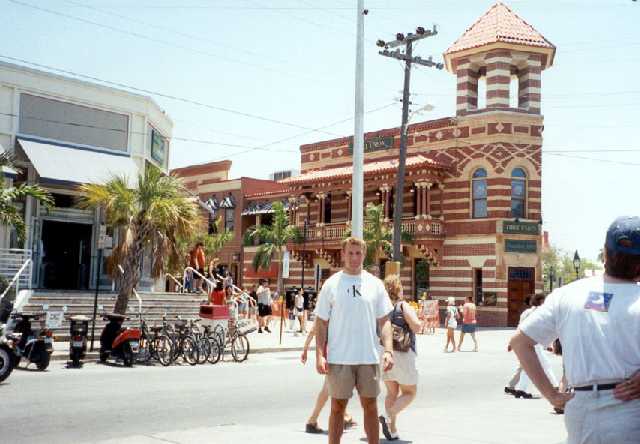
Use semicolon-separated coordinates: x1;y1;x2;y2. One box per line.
177;3;555;327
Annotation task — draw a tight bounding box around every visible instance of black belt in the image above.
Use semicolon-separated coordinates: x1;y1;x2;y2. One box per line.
573;383;620;391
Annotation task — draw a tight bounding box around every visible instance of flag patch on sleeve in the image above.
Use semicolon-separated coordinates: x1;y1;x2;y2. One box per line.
584;291;614;312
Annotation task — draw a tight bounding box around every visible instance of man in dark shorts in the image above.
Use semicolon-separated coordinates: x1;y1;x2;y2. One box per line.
315;237;394;444
256;279;272;333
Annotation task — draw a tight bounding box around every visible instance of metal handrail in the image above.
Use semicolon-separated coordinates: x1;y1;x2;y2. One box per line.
184;266;218;293
166;273;184;293
0;258;32;302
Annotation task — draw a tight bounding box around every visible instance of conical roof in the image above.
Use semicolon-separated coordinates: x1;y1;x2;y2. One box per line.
445;2;555;55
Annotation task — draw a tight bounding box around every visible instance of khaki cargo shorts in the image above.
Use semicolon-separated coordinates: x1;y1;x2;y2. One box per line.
327;364;381;399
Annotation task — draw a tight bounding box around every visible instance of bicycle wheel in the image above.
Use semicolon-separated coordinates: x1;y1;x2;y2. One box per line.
196;336;210;364
207;335;222;364
181;336;199;366
231;334;250;362
155;335;174;367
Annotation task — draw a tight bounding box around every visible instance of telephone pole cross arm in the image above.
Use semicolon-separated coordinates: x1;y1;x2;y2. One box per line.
376;25;444;265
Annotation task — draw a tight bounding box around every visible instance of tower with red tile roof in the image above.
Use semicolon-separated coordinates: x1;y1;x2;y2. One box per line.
444;2;555;115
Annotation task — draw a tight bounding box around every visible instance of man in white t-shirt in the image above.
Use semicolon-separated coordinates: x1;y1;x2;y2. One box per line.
510;216;640;444
315;237;394;444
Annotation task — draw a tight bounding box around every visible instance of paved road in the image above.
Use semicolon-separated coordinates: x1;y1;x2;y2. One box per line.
1;329;567;444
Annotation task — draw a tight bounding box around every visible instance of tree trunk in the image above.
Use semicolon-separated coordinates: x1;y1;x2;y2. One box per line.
113;225;146;314
277;248;285;345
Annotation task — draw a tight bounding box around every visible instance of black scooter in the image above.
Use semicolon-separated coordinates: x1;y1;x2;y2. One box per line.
5;312;53;371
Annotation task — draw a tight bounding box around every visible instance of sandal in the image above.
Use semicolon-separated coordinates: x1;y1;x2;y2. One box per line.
305;423;324;434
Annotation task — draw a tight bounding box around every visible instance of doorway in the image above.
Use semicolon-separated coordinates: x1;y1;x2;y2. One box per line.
41;220;93;289
507;267;535;327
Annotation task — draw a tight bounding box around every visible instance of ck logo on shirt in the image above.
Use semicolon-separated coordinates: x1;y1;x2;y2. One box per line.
584;291;614;312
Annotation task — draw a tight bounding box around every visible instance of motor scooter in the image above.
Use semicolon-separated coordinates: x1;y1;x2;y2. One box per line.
0;322;14;383
99;313;141;367
68;315;89;368
5;312;53;370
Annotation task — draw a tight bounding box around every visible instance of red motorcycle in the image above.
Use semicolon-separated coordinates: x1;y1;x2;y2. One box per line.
99;314;140;367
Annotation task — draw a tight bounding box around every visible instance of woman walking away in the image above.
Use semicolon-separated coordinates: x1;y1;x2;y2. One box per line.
443;297;459;352
513;293;559;399
457;295;479;352
300;319;354;434
379;275;422;441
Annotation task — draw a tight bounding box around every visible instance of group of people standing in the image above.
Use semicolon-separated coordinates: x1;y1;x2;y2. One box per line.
299;215;640;444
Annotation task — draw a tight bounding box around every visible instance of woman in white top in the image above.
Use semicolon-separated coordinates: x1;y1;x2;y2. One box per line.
443;297;459;353
379;275;422;441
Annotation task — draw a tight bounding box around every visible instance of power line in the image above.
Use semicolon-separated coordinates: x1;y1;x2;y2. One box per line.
61;0;311;71
209;102;397;161
8;0;338;86
0;55;341;137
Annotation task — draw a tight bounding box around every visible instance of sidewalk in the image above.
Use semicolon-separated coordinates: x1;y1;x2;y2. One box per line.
51;320;313;361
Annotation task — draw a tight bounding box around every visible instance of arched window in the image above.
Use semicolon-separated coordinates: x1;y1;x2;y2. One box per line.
472;168;488;218
511;168;527;218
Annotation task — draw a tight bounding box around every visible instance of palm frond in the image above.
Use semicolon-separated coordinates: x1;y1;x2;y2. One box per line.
0;151;21;173
253;243;276;271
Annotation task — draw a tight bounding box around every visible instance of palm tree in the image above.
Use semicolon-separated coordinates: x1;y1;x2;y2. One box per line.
0;152;53;244
80;165;199;314
249;201;300;343
362;203;393;270
348;203;413;274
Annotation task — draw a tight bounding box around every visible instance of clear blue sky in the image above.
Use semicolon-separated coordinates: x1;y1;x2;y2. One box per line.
3;0;639;261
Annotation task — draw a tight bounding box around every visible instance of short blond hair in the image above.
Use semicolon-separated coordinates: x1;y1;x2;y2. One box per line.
383;274;403;302
341;236;366;253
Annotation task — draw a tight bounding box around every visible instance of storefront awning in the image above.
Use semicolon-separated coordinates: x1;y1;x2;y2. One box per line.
17;138;140;186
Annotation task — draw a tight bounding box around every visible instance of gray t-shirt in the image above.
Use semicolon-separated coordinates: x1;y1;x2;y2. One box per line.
256;286;271;305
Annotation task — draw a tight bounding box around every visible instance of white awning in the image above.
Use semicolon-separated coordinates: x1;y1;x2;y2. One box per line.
17;138;140;185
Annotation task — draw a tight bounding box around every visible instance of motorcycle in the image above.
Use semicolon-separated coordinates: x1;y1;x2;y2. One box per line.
5;312;54;371
0;322;14;383
99;313;141;367
68;315;89;368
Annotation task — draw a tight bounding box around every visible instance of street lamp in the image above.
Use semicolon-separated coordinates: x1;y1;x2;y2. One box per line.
573;250;581;279
300;217;308;289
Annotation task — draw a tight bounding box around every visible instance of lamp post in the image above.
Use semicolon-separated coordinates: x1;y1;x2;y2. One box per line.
300;217;308;290
573;250;581;280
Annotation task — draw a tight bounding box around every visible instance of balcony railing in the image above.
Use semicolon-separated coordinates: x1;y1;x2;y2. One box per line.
299;218;443;242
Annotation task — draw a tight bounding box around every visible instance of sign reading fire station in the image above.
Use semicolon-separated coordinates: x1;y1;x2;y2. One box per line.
503;221;540;235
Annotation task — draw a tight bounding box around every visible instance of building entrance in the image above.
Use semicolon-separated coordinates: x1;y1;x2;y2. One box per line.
41;220;92;289
507;267;535;327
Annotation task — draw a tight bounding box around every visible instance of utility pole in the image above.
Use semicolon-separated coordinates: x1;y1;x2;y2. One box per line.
351;0;367;239
377;26;443;264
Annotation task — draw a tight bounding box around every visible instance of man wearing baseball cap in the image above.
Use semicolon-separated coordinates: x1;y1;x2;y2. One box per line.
510;216;640;443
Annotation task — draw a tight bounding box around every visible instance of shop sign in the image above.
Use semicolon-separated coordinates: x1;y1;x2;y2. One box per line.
151;129;167;165
503;221;540;235
505;239;537;253
348;136;394;154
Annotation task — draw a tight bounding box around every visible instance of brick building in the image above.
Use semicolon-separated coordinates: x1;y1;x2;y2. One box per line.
174;3;555;326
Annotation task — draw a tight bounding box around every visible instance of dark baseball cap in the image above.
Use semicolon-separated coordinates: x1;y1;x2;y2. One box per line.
605;216;640;256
